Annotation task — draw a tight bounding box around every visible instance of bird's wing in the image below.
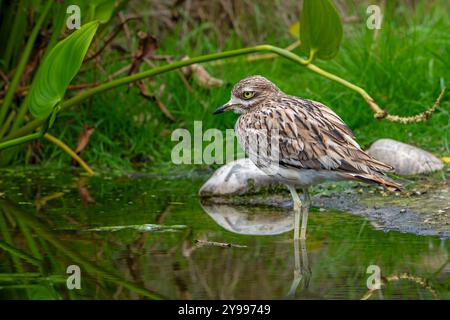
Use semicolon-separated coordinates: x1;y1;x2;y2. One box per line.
242;97;393;175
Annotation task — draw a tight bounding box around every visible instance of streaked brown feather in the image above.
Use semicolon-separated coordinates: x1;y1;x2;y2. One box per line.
236;95;401;190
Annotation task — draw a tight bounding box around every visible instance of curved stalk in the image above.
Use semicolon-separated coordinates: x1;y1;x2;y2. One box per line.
1;44;443;150
303;48;317;65
43;133;95;176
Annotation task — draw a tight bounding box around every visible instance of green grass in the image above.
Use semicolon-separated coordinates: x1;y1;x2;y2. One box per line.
40;0;449;171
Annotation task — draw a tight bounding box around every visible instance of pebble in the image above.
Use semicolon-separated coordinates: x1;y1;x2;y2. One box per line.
367;138;444;175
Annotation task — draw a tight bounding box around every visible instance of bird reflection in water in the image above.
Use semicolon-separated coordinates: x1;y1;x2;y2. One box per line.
200;202;311;298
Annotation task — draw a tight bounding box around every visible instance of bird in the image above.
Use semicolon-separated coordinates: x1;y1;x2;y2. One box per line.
213;75;401;240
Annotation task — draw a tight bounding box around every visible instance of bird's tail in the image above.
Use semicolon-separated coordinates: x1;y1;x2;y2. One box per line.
345;172;402;191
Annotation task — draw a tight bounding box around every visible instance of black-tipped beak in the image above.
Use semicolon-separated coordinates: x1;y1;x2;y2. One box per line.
213;102;232;115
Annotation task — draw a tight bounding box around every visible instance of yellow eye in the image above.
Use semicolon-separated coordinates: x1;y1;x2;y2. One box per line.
242;91;255;99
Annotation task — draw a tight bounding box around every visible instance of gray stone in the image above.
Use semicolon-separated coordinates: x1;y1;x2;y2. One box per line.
199;158;277;197
367;138;443;175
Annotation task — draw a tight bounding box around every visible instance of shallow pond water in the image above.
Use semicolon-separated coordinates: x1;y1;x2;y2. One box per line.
0;168;448;299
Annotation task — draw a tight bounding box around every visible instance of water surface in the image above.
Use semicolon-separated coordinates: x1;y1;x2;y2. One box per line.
0;168;448;299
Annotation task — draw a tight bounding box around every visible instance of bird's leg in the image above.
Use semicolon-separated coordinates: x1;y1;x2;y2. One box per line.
287;239;310;297
287;239;302;297
300;239;311;288
300;188;310;240
287;185;302;240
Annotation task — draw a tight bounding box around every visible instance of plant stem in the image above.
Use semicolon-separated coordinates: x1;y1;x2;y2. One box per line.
0;241;42;267
0;132;42;149
0;110;16;137
2;0;26;70
43;133;95;176
0;273;66;283
0;1;52;128
1;44;443;150
304;48;317;65
305;63;382;113
2;45;307;141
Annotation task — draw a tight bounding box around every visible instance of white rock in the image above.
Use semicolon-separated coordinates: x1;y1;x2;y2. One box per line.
199;158;276;196
367;138;443;175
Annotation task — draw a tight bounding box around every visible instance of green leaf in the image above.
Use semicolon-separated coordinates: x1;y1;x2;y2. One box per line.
71;0;117;23
299;0;343;60
28;21;99;119
93;0;117;23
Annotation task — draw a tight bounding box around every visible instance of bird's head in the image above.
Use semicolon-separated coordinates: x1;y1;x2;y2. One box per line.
213;75;281;115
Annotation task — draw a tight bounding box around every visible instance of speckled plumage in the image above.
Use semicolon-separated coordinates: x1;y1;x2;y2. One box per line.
215;75;400;239
231;76;400;189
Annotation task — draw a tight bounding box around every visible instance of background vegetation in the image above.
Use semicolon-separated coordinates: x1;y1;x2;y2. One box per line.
0;0;448;171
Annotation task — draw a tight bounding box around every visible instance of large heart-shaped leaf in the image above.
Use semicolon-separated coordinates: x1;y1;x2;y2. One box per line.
299;0;343;60
28;21;99;118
